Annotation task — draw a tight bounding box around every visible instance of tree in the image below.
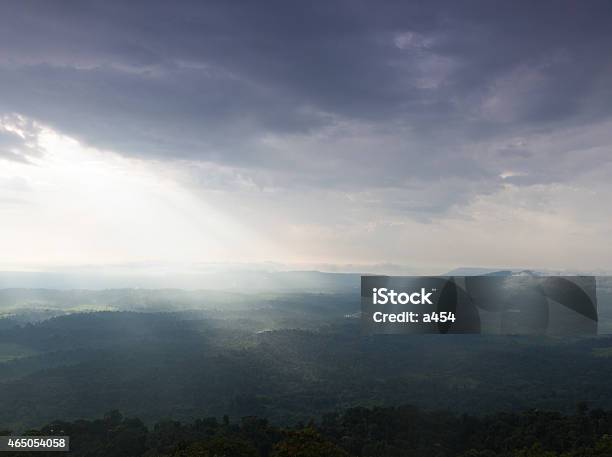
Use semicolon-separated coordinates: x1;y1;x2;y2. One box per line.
271;428;352;457
173;437;257;457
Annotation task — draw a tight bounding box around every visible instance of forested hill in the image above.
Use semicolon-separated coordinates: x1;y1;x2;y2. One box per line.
4;310;612;431
4;405;612;457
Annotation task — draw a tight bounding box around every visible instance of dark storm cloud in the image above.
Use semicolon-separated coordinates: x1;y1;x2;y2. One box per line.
1;0;611;197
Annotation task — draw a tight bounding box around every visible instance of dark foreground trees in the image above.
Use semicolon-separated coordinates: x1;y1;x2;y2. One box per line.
4;405;612;457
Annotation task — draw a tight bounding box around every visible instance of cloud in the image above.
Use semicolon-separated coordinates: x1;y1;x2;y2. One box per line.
1;1;612;269
0;2;610;162
0;114;43;162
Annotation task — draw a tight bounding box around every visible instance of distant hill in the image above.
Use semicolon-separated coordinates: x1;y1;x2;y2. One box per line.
0;270;360;292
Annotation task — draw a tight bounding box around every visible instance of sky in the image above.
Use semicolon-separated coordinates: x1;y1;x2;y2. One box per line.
1;0;612;274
